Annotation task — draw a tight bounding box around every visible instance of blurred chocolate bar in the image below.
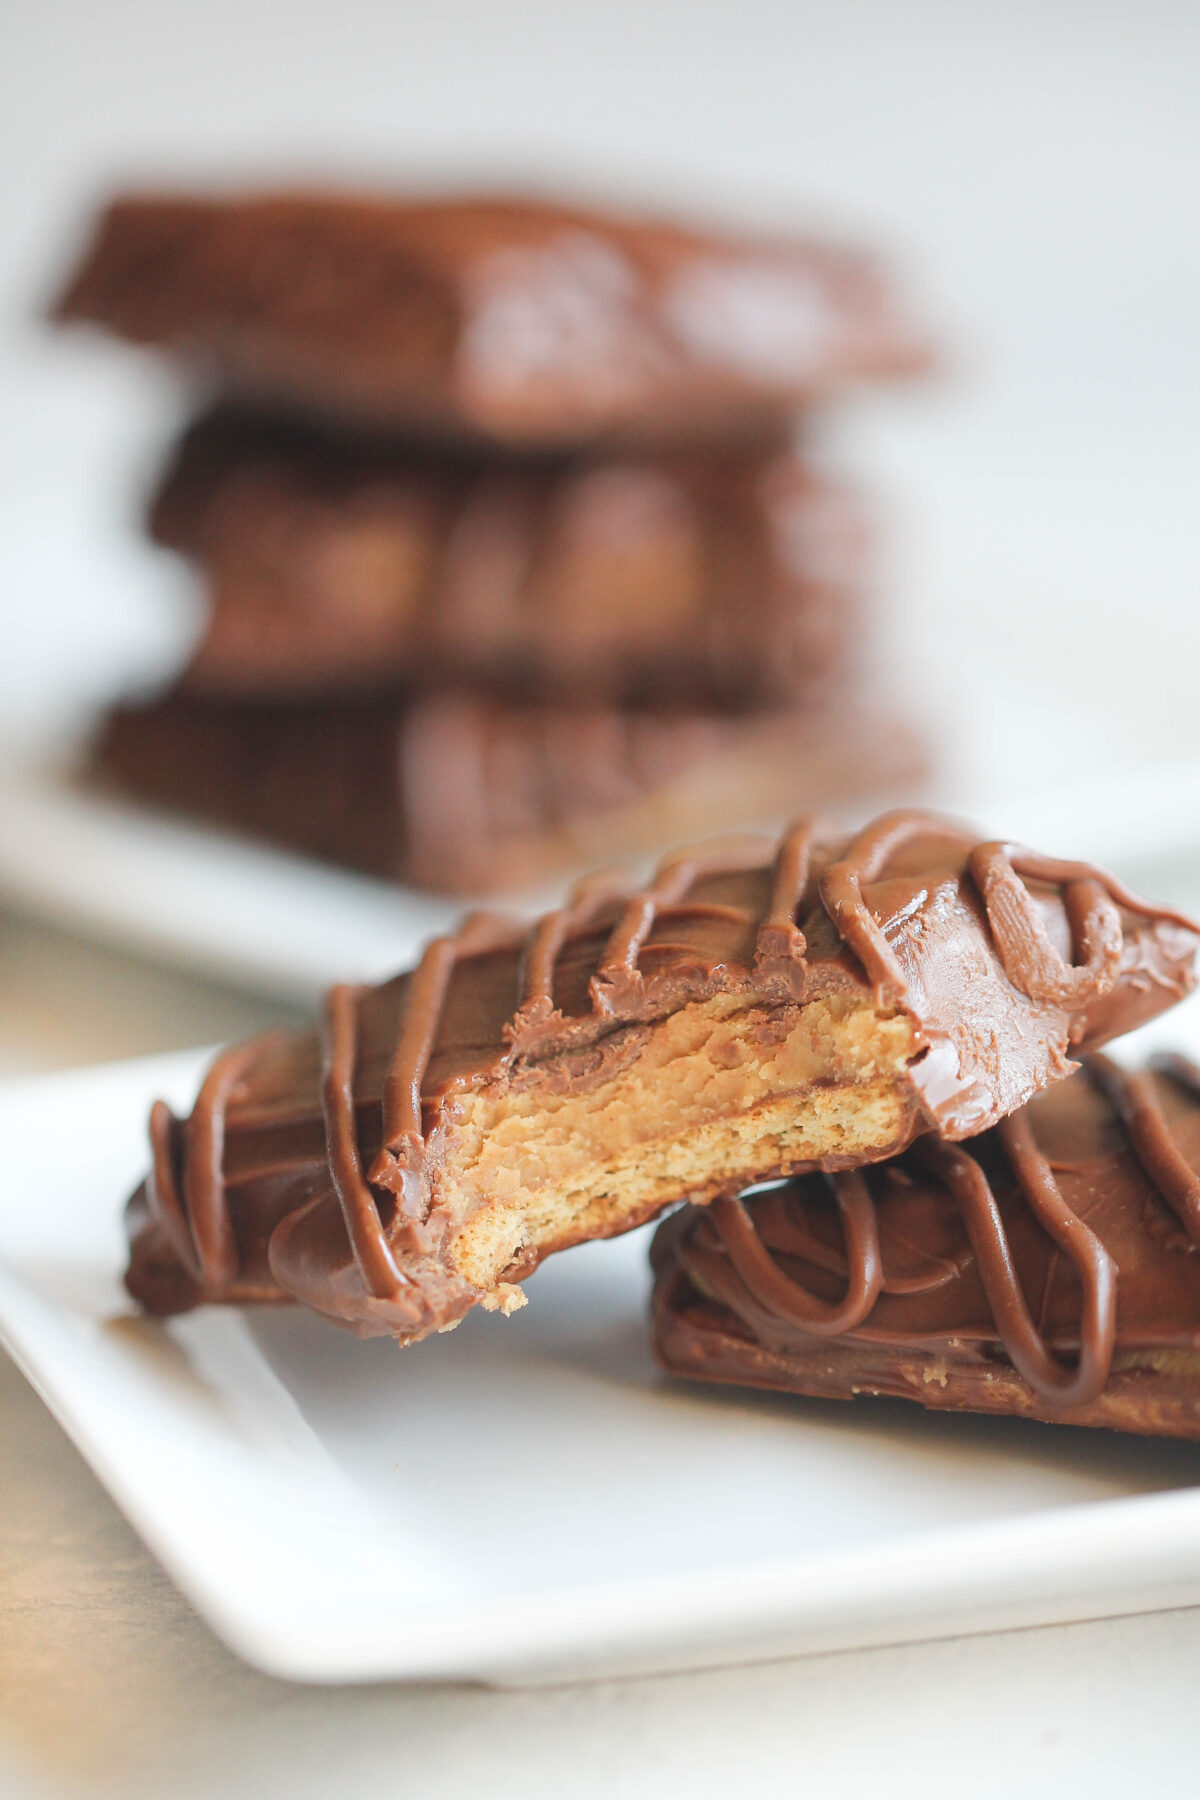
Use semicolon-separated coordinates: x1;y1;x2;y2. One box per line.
149;407;865;706
58;187;934;894
55;191;930;447
94;685;923;894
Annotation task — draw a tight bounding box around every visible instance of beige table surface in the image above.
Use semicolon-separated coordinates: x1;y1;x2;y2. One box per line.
4;906;1200;1800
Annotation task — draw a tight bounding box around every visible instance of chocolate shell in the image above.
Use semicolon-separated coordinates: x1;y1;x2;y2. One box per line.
124;811;1199;1344
652;1054;1200;1438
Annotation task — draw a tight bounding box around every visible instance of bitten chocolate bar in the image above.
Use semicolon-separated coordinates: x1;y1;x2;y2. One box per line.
124;811;1198;1345
652;1055;1200;1438
147;407;863;706
53;191;930;446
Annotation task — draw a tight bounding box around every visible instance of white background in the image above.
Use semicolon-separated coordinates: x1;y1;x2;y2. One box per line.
3;3;1200;1795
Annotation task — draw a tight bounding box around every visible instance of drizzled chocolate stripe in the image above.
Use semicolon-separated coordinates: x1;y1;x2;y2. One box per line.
182;1037;280;1290
372;936;460;1192
320;983;407;1300
146;1099;196;1280
591;838;771;1009
967;846;1177;1011
742;1179;971;1297
599;851;711;984
710;1176;883;1336
522;821;814;1026
515;820;816;1044
915;1118;1116;1408
369;907;524;1196
756;817;816;966
518;868;633;1016
820;811;1192;1011
144;1035;284;1296
1086;1053;1200;1246
680;1064;1192;1408
818;811;976;1003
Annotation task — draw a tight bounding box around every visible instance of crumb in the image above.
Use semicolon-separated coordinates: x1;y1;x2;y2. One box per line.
480;1282;528;1316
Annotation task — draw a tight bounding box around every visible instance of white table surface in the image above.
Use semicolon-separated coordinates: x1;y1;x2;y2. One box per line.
4;909;1200;1800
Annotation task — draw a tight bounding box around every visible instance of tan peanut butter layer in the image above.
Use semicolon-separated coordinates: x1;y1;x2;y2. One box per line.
125;811;1200;1343
653;1055;1200;1439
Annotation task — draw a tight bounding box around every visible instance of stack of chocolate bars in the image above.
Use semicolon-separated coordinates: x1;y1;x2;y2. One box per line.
55;191;931;892
124;807;1200;1439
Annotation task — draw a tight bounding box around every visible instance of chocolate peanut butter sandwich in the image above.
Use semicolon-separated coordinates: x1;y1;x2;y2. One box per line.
91;684;922;894
124;811;1199;1344
651;1053;1200;1438
53;191;931;447
148;406;863;706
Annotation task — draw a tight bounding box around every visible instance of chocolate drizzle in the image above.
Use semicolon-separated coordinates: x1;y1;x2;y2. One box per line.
320;983;407;1300
373;936;461;1200
914;1118;1116;1407
363;908;530;1213
819;815;1197;1013
145;1035;285;1296
966;846;1189;1014
757;817;816;968
708;1177;883;1336
1085;1053;1200;1246
663;1055;1200;1409
130;811;1200;1329
518;870;629;1018
591;839;769;1011
817;811;973;1003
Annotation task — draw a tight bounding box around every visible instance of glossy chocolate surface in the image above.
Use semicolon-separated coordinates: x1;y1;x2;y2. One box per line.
653;1055;1200;1436
124;812;1199;1340
53;191;931;446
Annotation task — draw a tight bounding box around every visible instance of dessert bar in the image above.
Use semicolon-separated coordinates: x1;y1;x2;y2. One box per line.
55;191;930;445
149;406;863;706
124;811;1199;1342
93;684;919;893
652;1054;1200;1438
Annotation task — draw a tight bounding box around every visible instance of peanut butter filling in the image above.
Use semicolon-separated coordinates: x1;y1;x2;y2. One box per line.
443;993;921;1295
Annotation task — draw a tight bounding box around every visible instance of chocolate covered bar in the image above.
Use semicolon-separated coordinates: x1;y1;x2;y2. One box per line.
148;407;863;705
124;811;1199;1344
53;192;930;447
92;684;922;893
652;1054;1200;1438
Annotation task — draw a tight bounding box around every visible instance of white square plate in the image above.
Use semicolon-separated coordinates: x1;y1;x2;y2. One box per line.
4;1011;1200;1686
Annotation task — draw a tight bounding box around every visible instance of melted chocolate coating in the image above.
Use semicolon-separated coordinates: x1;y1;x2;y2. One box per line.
148;406;863;706
91;684;924;894
652;1055;1200;1436
52;191;931;447
123;812;1200;1341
